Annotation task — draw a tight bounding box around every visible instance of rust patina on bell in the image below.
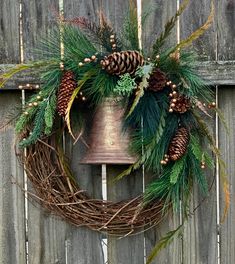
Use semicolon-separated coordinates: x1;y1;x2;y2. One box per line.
80;97;136;164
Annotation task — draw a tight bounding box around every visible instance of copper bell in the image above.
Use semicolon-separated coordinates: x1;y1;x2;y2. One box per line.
80;97;136;164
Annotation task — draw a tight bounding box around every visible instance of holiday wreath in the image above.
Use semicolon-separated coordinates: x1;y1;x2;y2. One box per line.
0;0;228;259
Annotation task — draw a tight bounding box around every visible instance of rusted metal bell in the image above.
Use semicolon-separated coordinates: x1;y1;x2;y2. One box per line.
80;97;136;164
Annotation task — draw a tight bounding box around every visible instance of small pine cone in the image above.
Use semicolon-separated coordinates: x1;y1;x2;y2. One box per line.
57;71;77;117
168;127;190;161
170;95;191;113
148;68;167;92
100;50;144;75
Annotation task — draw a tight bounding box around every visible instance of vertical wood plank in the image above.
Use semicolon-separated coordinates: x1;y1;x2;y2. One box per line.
107;166;145;264
219;86;235;264
142;0;177;54
180;0;216;61
217;0;235;61
0;92;26;263
183;177;217;263
22;0;59;61
0;0;20;63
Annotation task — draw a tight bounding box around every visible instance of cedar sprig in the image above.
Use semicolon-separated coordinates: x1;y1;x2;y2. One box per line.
114;73;137;96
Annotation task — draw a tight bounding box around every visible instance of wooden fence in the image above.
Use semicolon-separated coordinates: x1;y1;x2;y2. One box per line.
0;0;235;263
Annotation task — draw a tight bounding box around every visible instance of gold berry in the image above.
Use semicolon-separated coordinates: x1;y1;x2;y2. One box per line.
172;98;177;103
78;62;83;67
36;96;41;100
172;91;177;95
110;35;115;39
24;111;29;115
91;55;96;60
169;108;174;113
169;93;173;97
28;103;33;107
33;102;38;106
172;84;177;89
170;103;176;107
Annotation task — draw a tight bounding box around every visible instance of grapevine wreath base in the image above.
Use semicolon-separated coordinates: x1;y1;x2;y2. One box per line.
22;136;164;235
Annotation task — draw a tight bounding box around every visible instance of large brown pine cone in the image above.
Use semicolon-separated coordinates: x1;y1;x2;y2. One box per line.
100;50;144;75
168;127;190;161
57;71;77;117
148;68;167;92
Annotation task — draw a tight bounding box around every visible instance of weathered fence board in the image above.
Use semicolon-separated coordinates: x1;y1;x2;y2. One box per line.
0;0;20;63
107;166;144;264
22;0;59;61
0;92;26;264
219;86;235;264
180;0;216;61
217;0;235;61
142;0;177;53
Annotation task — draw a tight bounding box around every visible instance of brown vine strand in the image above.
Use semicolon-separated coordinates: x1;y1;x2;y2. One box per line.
20;137;165;236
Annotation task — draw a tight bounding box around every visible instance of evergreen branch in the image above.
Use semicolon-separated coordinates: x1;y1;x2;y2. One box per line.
170;156;186;184
174;1;214;51
44;92;57;135
114;73;137;96
121;0;139;50
151;0;190;56
19;101;47;148
146;224;183;264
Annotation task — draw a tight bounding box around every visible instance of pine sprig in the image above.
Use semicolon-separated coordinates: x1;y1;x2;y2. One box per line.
170;156;186;184
44;92;57;135
19;100;47;148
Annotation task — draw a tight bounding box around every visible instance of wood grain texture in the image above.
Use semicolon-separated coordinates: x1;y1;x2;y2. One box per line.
0;0;20;63
217;0;235;60
142;0;177;54
22;0;59;61
0;92;26;264
180;0;216;61
183;180;217;263
107;166;144;264
219;86;235;264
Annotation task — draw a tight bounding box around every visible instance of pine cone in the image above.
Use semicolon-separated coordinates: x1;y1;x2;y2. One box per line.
100;50;144;75
168;127;190;161
57;71;77;117
170;95;191;113
148;68;167;92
